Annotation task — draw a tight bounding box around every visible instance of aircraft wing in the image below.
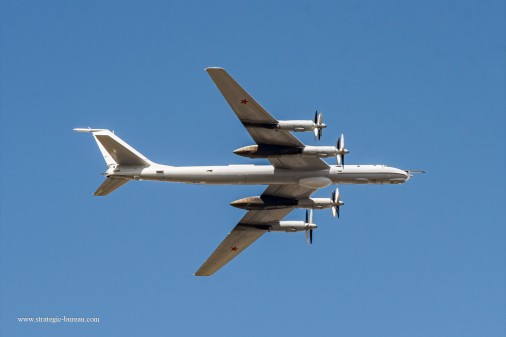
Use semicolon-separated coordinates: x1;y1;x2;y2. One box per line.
194;184;317;276
193;222;266;277
206;67;328;170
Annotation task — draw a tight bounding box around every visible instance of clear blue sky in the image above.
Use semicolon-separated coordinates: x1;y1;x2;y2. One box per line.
1;1;505;336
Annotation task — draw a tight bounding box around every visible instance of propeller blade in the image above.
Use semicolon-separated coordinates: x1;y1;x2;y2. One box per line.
309;209;313;224
331;188;340;217
313;112;323;141
305;210;308;223
305;229;308;244
336;135;345;167
309;229;313;244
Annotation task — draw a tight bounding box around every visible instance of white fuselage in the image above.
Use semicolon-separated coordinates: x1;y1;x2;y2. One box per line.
108;164;410;186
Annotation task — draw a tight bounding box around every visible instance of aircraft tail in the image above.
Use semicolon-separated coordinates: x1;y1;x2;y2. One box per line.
74;128;153;167
94;177;129;196
74;128;154;196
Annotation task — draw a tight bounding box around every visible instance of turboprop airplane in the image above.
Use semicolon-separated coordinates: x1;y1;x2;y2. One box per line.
75;67;422;276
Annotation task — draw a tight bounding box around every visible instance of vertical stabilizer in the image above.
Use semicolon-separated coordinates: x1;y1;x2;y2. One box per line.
74;128;153;167
74;128;155;196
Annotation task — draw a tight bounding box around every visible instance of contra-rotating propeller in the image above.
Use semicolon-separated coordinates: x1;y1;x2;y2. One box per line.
313;111;325;141
331;187;344;218
336;133;349;167
305;209;315;244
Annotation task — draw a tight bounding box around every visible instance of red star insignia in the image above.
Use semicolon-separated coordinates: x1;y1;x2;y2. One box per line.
240;99;249;105
231;246;238;251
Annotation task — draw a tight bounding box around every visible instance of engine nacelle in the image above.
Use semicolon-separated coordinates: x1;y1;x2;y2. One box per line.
301;146;338;158
230;196;343;211
233;144;342;159
230;196;298;210
233;145;301;159
277;120;316;132
242;112;326;140
298;198;333;209
269;221;317;232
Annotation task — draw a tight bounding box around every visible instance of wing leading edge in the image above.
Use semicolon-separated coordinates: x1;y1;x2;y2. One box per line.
194;209;291;277
206;67;328;170
197;68;329;275
195;184;317;276
194;223;266;276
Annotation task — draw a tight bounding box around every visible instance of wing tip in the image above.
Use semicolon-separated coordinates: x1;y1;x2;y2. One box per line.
73;127;109;133
193;271;211;277
205;66;224;72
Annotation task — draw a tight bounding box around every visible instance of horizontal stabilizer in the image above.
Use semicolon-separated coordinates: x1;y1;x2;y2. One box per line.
94;177;129;196
405;170;426;174
73;128;108;133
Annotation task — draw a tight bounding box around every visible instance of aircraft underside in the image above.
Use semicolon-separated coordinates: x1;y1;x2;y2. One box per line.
110;164;410;186
75;67;422;276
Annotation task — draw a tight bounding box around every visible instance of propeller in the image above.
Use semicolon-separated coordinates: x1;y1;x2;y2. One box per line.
305;209;314;244
313;111;325;141
336;133;349;167
331;187;343;218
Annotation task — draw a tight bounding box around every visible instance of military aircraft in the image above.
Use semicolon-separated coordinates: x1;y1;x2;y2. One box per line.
75;67;422;276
